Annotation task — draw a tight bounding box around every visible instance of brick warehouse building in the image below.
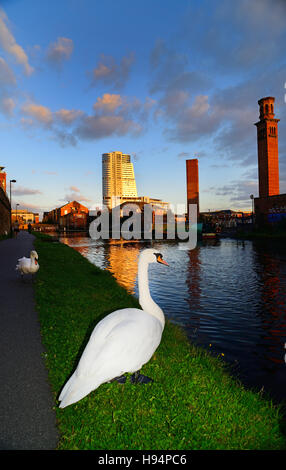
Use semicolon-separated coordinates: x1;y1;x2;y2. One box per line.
254;97;286;224
43;201;89;230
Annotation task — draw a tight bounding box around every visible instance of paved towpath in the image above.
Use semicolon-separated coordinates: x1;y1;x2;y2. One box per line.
0;231;59;450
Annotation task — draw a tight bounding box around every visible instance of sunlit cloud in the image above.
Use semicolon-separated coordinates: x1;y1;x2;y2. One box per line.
93;93;123;113
21;102;53;126
54;108;83;124
0;8;34;75
46;37;73;67
61;186;91;203
19;92;152;144
69;185;80;192
75;114;142;140
90;52;135;90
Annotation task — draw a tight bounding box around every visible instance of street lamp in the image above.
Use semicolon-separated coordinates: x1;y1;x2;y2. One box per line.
9;179;16;237
16;203;19;221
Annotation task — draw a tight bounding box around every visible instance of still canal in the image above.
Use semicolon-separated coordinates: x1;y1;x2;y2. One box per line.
60;234;286;405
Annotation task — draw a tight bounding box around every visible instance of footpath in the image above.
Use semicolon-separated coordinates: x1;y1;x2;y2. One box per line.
0;231;58;450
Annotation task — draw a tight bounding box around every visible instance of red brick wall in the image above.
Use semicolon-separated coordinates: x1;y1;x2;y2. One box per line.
186;159;199;212
43;201;89;223
0;186;10;235
59;201;89;216
0;172;6;193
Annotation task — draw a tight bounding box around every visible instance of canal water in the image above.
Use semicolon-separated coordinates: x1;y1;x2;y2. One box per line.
60;234;286;405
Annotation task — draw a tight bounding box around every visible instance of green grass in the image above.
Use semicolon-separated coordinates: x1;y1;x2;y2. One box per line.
0;233;10;241
33;232;286;450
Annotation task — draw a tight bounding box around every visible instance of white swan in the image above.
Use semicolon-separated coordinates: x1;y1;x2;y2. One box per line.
58;248;169;408
16;250;39;279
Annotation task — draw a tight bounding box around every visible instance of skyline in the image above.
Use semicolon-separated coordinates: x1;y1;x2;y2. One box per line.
1;0;286;218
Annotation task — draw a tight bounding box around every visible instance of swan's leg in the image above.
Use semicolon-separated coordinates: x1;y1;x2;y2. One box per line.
130;370;153;384
110;375;126;384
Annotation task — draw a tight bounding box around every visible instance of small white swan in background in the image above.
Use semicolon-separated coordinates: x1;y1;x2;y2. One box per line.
16;250;39;280
59;248;169;408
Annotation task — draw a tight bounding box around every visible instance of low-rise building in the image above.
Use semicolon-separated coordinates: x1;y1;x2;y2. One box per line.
254;194;286;224
43;201;89;230
12;209;39;227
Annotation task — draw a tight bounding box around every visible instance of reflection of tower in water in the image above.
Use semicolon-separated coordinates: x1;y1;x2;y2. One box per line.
106;244;141;294
186;247;202;338
255;247;286;367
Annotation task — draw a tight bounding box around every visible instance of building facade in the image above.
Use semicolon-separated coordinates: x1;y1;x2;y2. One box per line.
119;196;169;215
11;209;39;226
102;151;137;209
0;167;10;235
0;166;7;193
43;201;89;229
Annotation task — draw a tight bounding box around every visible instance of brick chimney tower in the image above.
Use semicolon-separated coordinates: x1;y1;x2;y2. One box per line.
255;97;279;198
186;159;199;215
0;166;7;193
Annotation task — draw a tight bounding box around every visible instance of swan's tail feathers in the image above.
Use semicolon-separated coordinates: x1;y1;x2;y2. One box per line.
58;372;101;408
15;257;24;271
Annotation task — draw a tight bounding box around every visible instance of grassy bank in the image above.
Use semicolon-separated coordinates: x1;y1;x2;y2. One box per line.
33;232;286;450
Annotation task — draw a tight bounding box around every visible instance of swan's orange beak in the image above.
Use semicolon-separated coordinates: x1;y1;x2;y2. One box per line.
157;255;169;266
35;259;38;265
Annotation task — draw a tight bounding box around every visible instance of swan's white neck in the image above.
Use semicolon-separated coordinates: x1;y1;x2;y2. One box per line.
138;256;165;328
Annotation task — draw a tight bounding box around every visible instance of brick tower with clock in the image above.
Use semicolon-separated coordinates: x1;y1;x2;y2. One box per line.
255;96;280;198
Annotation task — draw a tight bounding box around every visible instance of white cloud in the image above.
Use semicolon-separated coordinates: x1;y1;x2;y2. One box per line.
0;8;34;76
13;185;42;196
93;94;123;113
62;188;91;203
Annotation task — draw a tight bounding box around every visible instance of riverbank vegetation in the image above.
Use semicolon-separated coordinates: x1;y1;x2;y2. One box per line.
33;232;286;450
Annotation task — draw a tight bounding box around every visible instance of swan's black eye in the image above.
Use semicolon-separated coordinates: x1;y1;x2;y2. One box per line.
154;253;163;260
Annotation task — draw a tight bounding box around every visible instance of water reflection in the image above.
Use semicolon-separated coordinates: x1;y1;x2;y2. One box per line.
105;243;142;294
60;235;286;404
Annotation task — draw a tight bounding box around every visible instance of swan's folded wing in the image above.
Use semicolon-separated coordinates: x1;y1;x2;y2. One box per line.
16;257;29;271
76;309;163;380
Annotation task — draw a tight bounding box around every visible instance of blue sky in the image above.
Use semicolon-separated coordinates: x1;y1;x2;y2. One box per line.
0;0;286;217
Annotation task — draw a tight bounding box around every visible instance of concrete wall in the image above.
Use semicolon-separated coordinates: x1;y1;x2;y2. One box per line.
0;187;11;235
